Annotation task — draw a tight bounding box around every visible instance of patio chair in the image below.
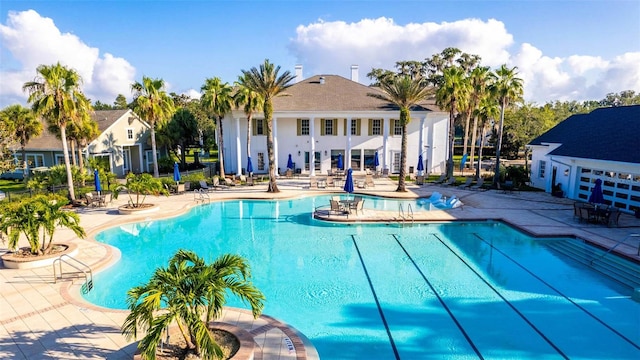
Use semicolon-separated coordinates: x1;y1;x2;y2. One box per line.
329;200;348;217
469;177;484;190
357;178;367;188
365;174;375;188
246;176;254;186
457;177;474;189
85;192;95;207
351;198;365;215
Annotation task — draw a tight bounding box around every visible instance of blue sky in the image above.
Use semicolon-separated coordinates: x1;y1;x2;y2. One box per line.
1;0;639;107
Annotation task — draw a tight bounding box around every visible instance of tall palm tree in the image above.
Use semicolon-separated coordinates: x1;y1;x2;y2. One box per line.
466;66;494;168
436;66;470;177
473;95;500;179
369;75;432;192
241;59;296;193
23;63;92;201
131;76;175;178
0;104;42;179
234;74;263;168
122;249;265;360
490;65;524;186
201;77;234;180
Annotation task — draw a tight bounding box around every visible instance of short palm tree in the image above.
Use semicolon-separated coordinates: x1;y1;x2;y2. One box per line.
473;95;500;179
0;104;42;179
466;66;494;168
490;65;524;186
0;194;85;255
114;172;168;208
201;77;234;179
369;75;432;192
436;66;470;177
241;59;296;193
131;76;175;178
122;249;265;360
23;62;92;201
234;74;263;168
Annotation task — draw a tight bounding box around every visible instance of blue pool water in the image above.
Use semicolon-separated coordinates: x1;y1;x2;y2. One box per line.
85;195;640;359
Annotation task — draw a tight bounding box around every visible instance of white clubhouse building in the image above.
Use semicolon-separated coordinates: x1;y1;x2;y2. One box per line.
221;66;449;177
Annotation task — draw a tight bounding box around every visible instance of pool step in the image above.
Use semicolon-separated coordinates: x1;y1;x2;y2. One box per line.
543;239;640;289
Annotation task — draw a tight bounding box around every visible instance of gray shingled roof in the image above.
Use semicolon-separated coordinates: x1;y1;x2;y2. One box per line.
24;109;131;151
528;105;640;164
272;75;439;112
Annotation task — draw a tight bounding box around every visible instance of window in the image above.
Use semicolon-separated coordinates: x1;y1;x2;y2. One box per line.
257;152;265;170
392;152;401;173
392;119;402;135
253;119;265;135
126;128;134;140
297;119;309;136
538;160;546;178
304;151;321;171
17;154;45;168
321;119;336;136
369;119;382;135
351;119;361;135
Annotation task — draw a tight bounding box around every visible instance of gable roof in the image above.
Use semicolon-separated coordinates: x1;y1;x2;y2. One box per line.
528;105;640;164
24;109;134;151
271;75;440;112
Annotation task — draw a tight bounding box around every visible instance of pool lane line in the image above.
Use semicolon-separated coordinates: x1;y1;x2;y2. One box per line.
390;234;484;359
429;233;570;359
473;233;640;350
350;235;401;360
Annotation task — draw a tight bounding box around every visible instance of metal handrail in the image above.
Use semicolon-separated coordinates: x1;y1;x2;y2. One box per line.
53;254;94;293
590;233;640;265
398;203;405;222
407;203;414;223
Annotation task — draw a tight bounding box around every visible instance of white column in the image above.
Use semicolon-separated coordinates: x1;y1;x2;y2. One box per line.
137;144;143;175
235;118;242;176
273;117;279;175
310;117;316;176
346;117;352;170
382;117;390;172
418;116;426;176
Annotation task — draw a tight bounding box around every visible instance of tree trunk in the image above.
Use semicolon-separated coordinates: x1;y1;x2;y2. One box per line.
469;115;478;170
446;107;456;178
78;141;85;186
396;108;409;192
264;101;279;192
21;146;27;179
60;126;76;201
70;140;77;166
150;121;160;178
462;109;471;159
217;116;226;179
493;100;506;186
476;124;485;179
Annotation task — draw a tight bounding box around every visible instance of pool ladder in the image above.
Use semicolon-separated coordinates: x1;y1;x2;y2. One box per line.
53;254;94;294
193;188;210;202
398;203;414;225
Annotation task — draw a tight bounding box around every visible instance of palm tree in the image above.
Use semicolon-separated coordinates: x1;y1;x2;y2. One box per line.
131;76;175;178
466;66;494;168
474;95;500;179
241;59;296;192
234;74;263;170
0;104;42;179
369;75;432;192
436;66;470;178
23;63;92;201
122;249;265;360
490;65;524;186
201;77;234;179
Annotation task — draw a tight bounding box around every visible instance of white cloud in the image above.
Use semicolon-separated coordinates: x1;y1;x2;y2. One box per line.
183;89;202;100
0;10;136;107
289;17;640;104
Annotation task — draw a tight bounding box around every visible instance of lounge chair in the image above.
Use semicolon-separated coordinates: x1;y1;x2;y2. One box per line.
365;174;375;188
432;174;447;184
457;177;474;189
446;196;463;208
468;177;484;190
441;178;456;187
199;180;214;192
357;178;367;188
427;191;443;202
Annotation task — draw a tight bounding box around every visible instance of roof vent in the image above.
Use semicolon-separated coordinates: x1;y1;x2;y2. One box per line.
319;76;325;84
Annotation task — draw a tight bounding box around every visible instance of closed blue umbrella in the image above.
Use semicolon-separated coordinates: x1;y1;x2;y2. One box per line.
337;153;343;170
417;154;424;172
588;179;605;204
287;154;294;169
460;153;468;171
247;156;253;175
93;169;102;194
374;151;380;168
343;168;354;194
173;163;181;184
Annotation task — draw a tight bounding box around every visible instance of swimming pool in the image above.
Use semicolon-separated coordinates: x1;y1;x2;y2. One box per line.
86;195;640;359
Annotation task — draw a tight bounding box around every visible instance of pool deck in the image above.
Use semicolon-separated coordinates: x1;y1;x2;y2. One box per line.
2;176;639;359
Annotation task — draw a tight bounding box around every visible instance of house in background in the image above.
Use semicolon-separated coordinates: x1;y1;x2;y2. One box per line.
221;65;449;177
17;109;152;177
528;105;640;212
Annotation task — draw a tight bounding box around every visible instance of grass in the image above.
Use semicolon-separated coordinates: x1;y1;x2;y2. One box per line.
0;179;27;193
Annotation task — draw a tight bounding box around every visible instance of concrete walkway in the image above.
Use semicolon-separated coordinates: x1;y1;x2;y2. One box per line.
1;176;639;359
